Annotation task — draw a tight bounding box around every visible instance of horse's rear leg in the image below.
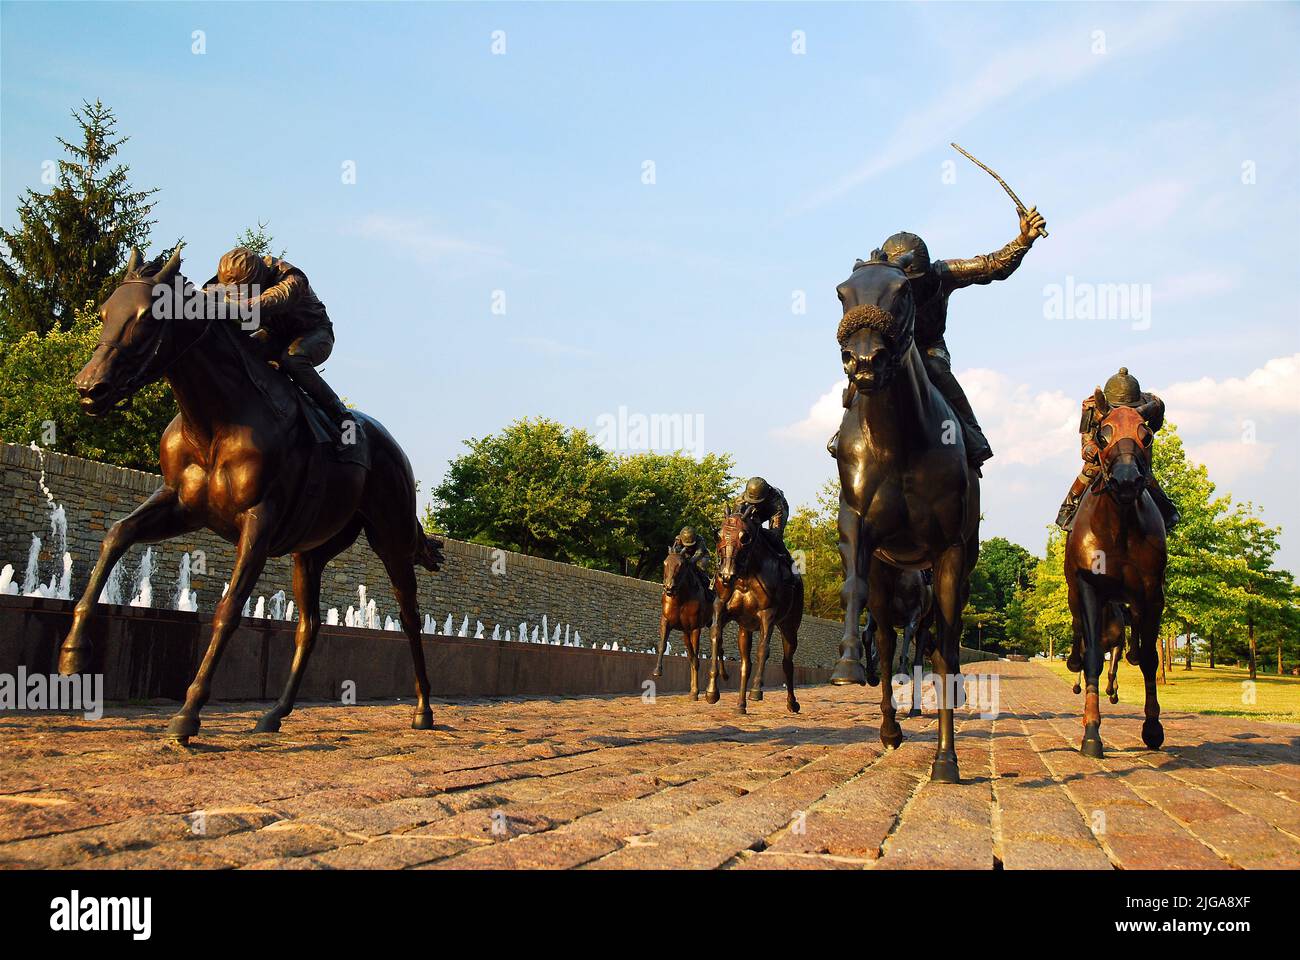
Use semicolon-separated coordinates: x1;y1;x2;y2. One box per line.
778;617;800;714
376;546;434;730
735;627;753;715
167;509;272;742
750;612;774;701
60;486;197;675
1075;574;1106;758
254;551;322;733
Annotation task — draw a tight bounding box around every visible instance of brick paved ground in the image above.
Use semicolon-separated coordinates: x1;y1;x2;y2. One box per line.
1;661;1297;869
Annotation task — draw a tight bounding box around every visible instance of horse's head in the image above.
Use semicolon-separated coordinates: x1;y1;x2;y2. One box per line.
663;549;689;596
1092;388;1154;506
74;246;189;416
836;256;916;394
716;510;754;584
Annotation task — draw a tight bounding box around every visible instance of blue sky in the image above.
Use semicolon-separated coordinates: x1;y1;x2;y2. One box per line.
3;2;1298;568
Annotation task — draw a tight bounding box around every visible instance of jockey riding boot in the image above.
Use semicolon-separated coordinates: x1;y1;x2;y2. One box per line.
1055;472;1092;531
284;355;354;452
1147;477;1181;532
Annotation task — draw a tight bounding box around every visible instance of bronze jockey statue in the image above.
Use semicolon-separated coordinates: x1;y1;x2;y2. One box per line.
736;477;794;574
1056;367;1180;532
670;525;714;592
829;206;1047;470
210;247;351;448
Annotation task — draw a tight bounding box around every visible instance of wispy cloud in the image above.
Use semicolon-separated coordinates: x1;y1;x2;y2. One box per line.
788;5;1213;218
347;214;506;266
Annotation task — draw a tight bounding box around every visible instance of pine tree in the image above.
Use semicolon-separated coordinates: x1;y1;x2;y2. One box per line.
0;100;158;338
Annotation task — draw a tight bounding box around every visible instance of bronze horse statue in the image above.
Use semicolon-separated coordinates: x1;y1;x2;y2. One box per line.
653;547;721;698
862;566;933;716
829;256;980;783
59;247;445;742
1069;601;1131;705
1064;392;1168;757
706;510;802;715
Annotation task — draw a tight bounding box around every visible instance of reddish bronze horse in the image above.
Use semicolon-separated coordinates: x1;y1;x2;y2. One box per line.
706;511;802;715
1064;392;1168;757
59;247;444;742
829;257;980;783
653;548;719;698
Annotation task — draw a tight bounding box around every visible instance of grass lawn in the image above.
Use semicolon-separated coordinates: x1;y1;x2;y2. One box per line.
1038;658;1300;725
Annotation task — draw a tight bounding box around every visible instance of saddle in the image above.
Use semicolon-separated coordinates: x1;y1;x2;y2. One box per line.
291;385;369;470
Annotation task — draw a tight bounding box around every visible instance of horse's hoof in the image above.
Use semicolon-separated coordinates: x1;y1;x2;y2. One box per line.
866;673;881;688
58;647;90;676
651;668;662;679
165;714;200;740
880;722;903;750
412;710;434;730
787;699;800;714
691;693;700;702
736;703;747;716
1081;724;1105;758
1142;719;1164;751
705;690;719;705
751;689;763;701
930;756;960;784
1108;693;1119;705
830;658;866;686
1072;683;1081;695
908;706;921;718
1067;652;1082;672
252;714;282;734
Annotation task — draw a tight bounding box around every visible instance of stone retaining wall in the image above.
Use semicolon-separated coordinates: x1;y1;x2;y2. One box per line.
0;444;850;667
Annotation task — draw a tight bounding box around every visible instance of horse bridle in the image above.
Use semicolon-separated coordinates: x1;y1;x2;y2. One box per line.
1094;414;1151;492
111;279;218;399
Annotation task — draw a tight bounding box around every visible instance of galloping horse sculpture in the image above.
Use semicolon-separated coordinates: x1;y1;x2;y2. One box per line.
653;548;719;698
829;256;980;783
1064;391;1168;757
706;510;803;715
59;247;445;742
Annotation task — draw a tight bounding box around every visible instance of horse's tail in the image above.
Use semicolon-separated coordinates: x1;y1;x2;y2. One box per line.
416;527;445;572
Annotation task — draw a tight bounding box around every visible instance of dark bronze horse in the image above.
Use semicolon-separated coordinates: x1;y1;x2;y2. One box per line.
653;548;719;698
829;257;980;783
59;247;445;742
706;511;802;715
1065;392;1168;757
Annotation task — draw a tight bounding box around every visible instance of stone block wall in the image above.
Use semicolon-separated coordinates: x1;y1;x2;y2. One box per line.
0;444;848;668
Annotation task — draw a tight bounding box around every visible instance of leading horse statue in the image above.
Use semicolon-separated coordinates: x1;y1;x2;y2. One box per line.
1064;390;1168;757
706;510;803;715
58;246;445;742
828;255;981;783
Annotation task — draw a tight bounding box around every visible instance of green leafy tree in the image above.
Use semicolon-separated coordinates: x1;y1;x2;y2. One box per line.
0;101;159;338
234;221;285;259
1021;526;1073;660
0;301;174;469
962;536;1036;652
426;418;736;577
784;479;842;619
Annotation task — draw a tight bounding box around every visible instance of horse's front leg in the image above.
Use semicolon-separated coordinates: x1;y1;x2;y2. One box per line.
1075;573;1106;758
705;597;726;704
1135;591;1165;750
166;507;273;743
831;504;870;685
653;614;670;679
929;545;967;783
60;486;198;675
735;627;753;715
686;627;701;699
750;610;774;701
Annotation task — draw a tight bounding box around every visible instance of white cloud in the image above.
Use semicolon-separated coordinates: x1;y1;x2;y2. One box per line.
776;380;843;442
1158;354;1300;430
959;368;1078;468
